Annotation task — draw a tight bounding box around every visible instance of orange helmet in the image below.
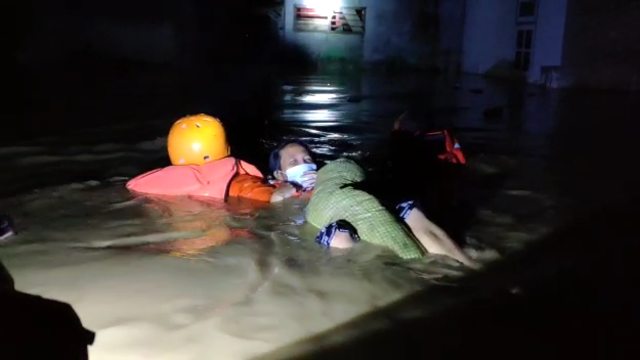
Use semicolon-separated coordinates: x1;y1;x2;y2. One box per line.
167;114;230;165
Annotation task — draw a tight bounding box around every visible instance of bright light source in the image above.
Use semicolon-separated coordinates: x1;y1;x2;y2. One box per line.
300;0;342;16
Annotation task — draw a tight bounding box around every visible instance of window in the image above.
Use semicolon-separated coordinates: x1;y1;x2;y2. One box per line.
517;0;537;23
518;1;536;18
330;8;366;34
514;28;533;71
294;6;366;34
294;7;330;32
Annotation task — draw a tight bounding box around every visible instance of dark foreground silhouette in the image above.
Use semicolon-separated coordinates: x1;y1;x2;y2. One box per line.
0;262;95;359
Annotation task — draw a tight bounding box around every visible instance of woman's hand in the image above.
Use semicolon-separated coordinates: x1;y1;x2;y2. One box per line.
270;182;298;202
300;170;317;191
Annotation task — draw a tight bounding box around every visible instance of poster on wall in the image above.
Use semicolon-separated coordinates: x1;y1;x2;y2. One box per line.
294;6;366;34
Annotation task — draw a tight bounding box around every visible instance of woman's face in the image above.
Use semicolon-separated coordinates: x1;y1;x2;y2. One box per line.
275;143;313;180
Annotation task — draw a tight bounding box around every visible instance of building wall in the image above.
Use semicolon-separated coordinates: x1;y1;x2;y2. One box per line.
561;0;640;90
462;0;518;74
362;0;433;64
283;0;367;61
283;0;433;65
432;0;466;74
528;0;568;84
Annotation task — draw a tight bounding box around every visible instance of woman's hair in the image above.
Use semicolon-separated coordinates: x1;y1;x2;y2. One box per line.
268;140;314;174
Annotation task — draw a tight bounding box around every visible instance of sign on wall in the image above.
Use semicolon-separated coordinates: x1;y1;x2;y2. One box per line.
294;6;366;34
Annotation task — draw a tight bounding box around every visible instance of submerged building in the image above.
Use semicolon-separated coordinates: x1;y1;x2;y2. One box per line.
281;0;439;66
13;0;638;90
281;0;640;89
462;0;640;89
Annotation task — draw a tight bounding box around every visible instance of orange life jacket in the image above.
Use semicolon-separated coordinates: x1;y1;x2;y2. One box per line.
423;129;467;165
126;157;265;199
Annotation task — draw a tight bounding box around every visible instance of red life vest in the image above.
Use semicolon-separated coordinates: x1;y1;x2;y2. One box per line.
126;157;264;199
423;129;467;165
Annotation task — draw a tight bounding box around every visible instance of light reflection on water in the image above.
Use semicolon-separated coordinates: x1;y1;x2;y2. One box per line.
287;109;341;123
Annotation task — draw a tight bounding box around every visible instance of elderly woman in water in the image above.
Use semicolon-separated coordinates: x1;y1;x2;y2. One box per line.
268;141;478;268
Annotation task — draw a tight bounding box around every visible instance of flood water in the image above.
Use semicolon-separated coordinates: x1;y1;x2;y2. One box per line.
2;65;638;359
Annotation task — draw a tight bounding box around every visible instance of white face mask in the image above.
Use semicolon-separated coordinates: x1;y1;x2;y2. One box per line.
285;163;317;189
